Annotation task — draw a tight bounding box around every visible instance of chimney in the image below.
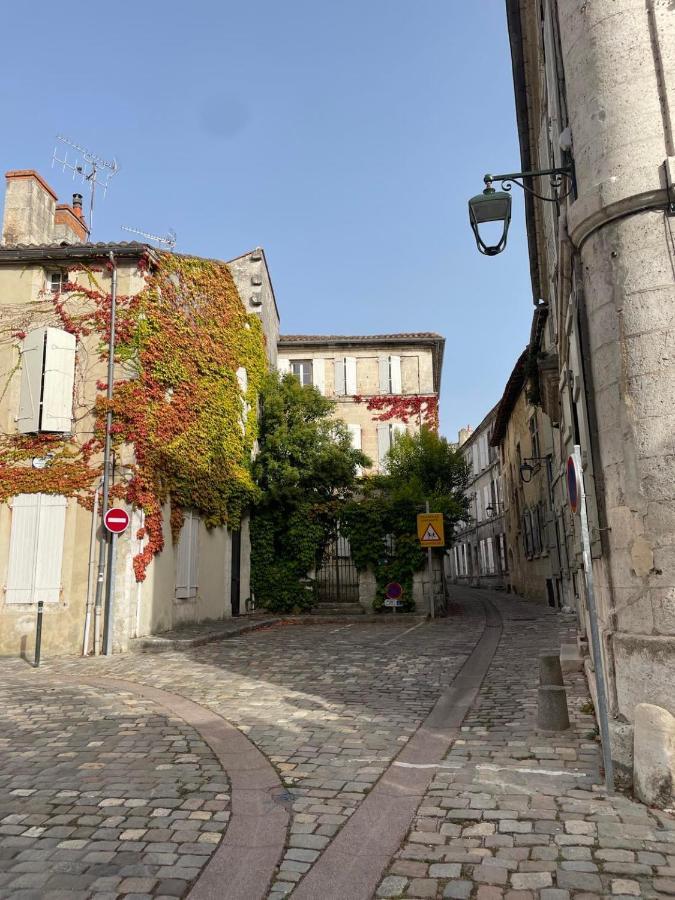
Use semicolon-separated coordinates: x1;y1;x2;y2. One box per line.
2;170;58;245
54;192;89;244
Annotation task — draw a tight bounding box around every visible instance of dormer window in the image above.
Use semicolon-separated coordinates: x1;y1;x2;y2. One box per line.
49;272;65;293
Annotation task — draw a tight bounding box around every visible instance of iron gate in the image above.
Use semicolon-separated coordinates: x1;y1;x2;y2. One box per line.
315;533;360;603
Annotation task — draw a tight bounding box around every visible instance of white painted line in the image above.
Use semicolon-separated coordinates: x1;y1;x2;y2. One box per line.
330;624;354;634
383;620;426;646
393;761;462;770
477;763;588;777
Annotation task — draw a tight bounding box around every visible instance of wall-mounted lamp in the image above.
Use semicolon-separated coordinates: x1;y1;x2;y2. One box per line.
468;165;575;256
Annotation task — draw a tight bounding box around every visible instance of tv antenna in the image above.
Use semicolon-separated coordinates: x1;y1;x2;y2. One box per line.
52;134;118;236
121;225;177;251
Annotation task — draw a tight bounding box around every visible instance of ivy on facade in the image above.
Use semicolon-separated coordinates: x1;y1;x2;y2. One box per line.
352;394;439;429
0;252;267;581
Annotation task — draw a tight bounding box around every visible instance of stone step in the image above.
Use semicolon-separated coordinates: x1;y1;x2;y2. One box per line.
312;603;365;615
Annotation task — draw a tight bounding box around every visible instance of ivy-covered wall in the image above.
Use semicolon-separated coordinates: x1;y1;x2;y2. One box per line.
0;250;269;654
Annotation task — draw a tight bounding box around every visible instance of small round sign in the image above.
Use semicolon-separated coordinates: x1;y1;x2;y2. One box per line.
567;456;578;514
385;582;403;600
104;507;130;534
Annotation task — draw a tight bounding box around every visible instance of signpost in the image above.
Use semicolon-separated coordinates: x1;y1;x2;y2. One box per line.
570;449;614;792
102;507;130;655
384;582;403;613
417;506;445;619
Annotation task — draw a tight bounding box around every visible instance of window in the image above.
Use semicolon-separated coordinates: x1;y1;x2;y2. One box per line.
523;510;534;558
486;537;495;574
5;494;67;603
18;327;76;434
49;272;66;293
377;422;406;469
347;424;362;475
334;356;356;396
378;354;402;394
175;510;199;600
291;359;313;386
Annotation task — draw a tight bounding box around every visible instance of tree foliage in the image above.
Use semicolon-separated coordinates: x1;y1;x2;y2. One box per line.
342;427;470;611
250;372;368;612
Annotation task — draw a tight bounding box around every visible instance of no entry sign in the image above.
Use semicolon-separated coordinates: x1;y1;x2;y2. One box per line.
104;507;130;534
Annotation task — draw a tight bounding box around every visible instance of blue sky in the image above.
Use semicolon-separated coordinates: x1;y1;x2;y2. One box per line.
1;1;533;439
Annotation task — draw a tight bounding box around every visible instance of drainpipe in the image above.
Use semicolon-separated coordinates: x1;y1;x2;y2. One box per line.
93;252;117;653
82;481;101;655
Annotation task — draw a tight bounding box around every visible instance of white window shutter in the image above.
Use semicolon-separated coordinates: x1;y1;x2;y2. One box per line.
41;328;76;432
487;537;495;574
313;359;325;395
176;511;199;600
6;494;39;603
390;355;402;394
277;357;290;375
334;358;346;396
378;355;390;393
392;423;406;443
236;366;248;393
377;424;391;467
189;514;199;594
347;424;361;450
484;485;491;514
17;329;45;433
6;493;66;603
472;443;479;476
34;495;67;602
476;491;482;522
344;356;357;395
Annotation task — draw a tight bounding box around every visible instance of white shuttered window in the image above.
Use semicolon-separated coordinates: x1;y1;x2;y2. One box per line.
277;357;290;375
18;327;76;433
313;359;325;395
378;355;402;394
376;423;406;469
334;357;356;396
175;510;199;600
6;493;67;603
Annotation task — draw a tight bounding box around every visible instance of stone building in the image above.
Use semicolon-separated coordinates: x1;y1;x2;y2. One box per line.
503;0;675;790
490;346;562;605
277;333;444;472
446;406;508;591
0;170;279;656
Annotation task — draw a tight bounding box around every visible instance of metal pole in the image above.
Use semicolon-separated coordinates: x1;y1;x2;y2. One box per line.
93;253;117;654
34;601;44;667
103;533;118;656
426;500;435;619
574;445;614;792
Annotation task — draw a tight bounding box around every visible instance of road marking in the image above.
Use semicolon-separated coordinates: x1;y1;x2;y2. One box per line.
330;624;354;633
477;763;589;777
393;761;462;770
383;620;426;646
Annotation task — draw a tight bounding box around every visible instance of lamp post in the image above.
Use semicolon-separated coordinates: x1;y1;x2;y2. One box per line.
468;166;574;256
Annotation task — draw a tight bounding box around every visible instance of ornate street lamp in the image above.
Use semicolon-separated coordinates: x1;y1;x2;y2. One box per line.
468;166;575;256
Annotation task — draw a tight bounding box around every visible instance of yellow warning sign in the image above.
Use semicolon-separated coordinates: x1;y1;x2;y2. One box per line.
417;513;445;547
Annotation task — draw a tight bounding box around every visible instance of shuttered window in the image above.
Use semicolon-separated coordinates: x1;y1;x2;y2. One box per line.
347;424;362;475
313;359;325;395
175;510;199;600
291;359;313;386
378;355;402;394
17;327;76;434
334;357;356;396
376;423;406;469
6;493;67;604
277;358;290;375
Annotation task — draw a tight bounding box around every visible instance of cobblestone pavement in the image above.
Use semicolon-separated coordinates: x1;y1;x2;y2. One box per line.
376;589;675;900
0;602;485;898
2;591;673;899
0;680;230;899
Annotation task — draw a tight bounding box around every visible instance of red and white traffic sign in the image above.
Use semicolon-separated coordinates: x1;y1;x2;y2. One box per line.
104;507;130;534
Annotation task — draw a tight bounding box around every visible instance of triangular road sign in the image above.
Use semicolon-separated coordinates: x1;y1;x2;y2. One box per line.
422;524;440;542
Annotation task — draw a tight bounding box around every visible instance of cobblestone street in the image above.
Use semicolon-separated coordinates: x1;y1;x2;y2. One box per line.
1;589;673;899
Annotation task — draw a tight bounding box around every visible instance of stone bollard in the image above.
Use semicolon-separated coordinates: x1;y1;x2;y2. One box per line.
538;685;570;731
634;703;675;809
539;652;564;687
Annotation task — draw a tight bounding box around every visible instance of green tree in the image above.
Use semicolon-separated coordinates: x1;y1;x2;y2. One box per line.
342;427;470;611
250;372;369;612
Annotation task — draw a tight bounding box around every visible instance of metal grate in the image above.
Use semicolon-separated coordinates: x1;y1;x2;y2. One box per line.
315;532;360;603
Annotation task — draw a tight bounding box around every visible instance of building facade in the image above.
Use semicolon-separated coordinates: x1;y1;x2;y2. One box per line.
504;0;675;787
277;333;444;472
447;407;508;591
0;170;279;657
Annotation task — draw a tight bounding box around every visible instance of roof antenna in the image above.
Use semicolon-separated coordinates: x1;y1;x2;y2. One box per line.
120;225;177;251
52;135;118;237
